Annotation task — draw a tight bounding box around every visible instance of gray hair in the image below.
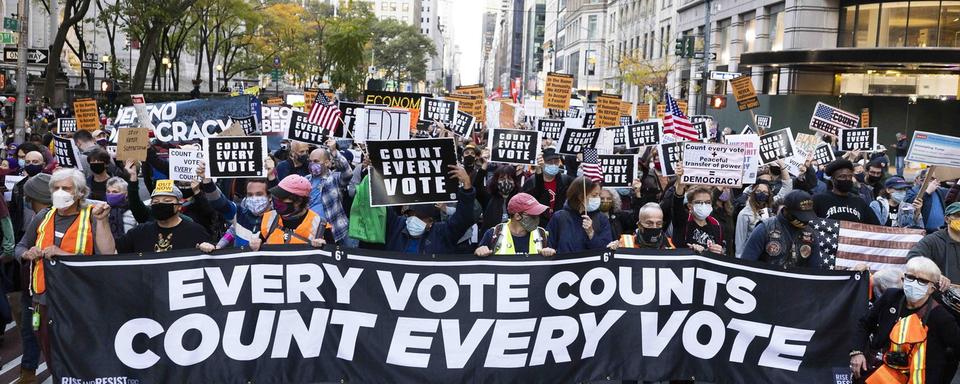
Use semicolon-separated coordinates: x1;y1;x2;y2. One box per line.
106;176;128;192
49;167;89;200
637;202;662;220
602;188;622;213
906;257;941;282
872;268;902;291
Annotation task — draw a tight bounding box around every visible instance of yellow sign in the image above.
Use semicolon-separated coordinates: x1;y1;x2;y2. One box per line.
595;93;622;128
446;93;482;120
454;85;486;122
73;98;100;131
636;103;651;121
155;179;175;193
266;97;283;106
619;101;632;117
860;108;870;128
729;76;760;111
544;72;574;110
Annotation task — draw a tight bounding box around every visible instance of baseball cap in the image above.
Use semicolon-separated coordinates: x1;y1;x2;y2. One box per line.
508;193;548;216
783;190;818;223
884;176;911;190
269;174;311;199
151;179;183;199
946;202;960;217
542;147;560;161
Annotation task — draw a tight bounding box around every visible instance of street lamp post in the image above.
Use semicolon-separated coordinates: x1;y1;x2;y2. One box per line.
215;64;223;92
161;57;171;92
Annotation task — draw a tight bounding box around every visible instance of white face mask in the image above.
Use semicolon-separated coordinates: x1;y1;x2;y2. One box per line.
444;206;456;217
692;203;713;220
903;278;930;303
406;216;427;237
52;189;75;209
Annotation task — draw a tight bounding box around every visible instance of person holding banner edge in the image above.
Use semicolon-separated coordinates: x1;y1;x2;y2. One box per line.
249;175;326;251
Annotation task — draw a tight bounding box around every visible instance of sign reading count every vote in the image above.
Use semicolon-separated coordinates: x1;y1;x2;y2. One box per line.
367;138;459;207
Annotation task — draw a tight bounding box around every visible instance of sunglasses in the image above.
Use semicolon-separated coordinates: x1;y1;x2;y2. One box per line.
903;273;933;287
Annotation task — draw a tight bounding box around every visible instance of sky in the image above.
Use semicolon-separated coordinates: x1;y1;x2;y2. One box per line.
451;0;485;84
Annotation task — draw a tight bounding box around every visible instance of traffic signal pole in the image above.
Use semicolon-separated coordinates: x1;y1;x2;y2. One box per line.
698;0;712;116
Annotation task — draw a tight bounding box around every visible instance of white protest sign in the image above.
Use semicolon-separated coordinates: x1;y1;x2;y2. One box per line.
724;134;760;184
786;133;820;177
354;107;412;143
680;142;746;187
168;148;205;182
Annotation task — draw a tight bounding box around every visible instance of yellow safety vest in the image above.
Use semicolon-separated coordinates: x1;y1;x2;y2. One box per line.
492;221;547;255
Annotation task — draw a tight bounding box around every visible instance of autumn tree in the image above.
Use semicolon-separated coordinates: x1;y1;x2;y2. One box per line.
370;19;435;89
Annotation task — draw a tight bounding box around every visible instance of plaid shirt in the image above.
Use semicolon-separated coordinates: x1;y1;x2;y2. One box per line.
307;152;351;242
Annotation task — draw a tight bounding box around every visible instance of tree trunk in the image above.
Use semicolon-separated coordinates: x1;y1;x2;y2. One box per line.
131;26;162;93
43;0;91;102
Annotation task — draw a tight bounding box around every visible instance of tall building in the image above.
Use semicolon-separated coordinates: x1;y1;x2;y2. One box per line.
367;0;421;24
521;0;545;96
542;0;607;100
421;0;445;92
480;11;498;86
488;0;526;95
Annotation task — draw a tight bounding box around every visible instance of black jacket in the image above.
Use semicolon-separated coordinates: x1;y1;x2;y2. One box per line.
522;172;573;221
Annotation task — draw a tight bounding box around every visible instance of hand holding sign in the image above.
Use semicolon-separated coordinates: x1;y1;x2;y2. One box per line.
448;164;472;190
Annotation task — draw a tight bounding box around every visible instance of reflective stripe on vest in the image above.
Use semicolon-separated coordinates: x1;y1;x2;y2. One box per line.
32;206;95;295
620;234;635;248
260;210;322;245
493;221;545;255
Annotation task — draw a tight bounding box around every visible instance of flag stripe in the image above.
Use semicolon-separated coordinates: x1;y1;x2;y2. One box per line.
835;259;906;271
837;236;922;249
836;248;910;263
840;221;926;235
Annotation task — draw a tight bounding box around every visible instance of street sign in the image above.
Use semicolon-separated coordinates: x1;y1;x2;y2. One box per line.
710;71;742;81
0;31;15;45
3;17;18;31
270;69;281;82
3;48;48;64
85;52;98;61
693;52;717;60
81;61;105;70
273;56;281;68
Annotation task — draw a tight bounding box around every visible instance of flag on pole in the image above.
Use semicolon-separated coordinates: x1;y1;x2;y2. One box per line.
662;93;698;141
307;91;342;130
813;219;925;271
582;148;603;183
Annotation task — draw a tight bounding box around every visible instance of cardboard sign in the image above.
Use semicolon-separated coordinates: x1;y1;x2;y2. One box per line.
595;93;622;128
219;120;247;137
453;85;486;122
202;136;267;178
619;101;632;117
813;143;836;167
755;115;772;132
786;133;820;176
758;128;796;165
838;127;877;152
230;115;258;135
354;107;412;143
499;101;517;128
626;121;661;148
860;108;870;128
636;103;651;121
809;102;859;137
419;97;458;125
544;72;574;110
488;128;541;165
657;141;684;177
287;110;331;145
367;138;459;207
729;76;759;111
130;94;153;129
53;135;80;168
724;134;761;184
537;119;564;141
73;98;100;131
116;128;149;161
681;142;746;187
582;113;596;129
57;118;77;134
446;94;482;122
600;154;636;187
450;111;475;137
168;148;204;182
557;127;601;155
266;97;284;106
905;131;960;168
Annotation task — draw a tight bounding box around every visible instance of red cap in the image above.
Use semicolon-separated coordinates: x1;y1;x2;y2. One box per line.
507;193;548;216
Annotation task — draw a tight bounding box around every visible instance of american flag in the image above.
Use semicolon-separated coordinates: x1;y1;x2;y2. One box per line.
813;219;924;271
662;93;698;141
809;102;859;136
308;91;342;130
581;148;603;183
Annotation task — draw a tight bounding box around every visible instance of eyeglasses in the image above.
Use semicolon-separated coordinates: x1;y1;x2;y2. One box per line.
903;273;933;287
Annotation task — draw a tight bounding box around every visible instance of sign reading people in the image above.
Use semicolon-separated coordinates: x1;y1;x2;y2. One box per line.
53;135;80;168
367;138;459;207
626;121;661;148
595;93;622;128
657;141;683;176
201;136;267;178
557;127;601;155
905;131;960;168
168;147;204;182
57;118;77;134
287;110;332;145
758;128;796;165
544;72;575;110
838;127;877;152
488;128;541;165
600;154;636;187
73;98;100;131
681;142;746;187
537;119;564;141
419;97;458;125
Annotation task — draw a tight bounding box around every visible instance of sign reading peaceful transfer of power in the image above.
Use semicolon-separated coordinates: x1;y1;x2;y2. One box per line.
681;142;746;187
367;138;459;207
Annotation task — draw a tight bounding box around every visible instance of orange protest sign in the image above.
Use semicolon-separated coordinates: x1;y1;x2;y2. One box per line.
73;98;100;131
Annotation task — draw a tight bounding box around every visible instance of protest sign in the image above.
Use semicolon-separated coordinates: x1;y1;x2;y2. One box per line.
582;112;596;129
544;72;574;109
600;154;636;187
537;119;564;141
724;134;761;184
202;136;267;178
287;110;332;145
260;105;292;136
740;125;756;135
657;141;683;176
595;94;622;128
130;94;153;129
304;88;320;111
57;118;77;134
566;105;583;118
755;114;772;132
450;111;475;137
656;101;688;119
681;142;746;187
808;102;859;137
729;76;760;111
73;98;100;131
364;90;431;130
499;101;517;128
114;96;256;142
786;133;820;176
636;103;651;121
693;121;711;142
838;127;877;152
488;128;541;165
454;85;486;122
557;127;601;155
229;115;258;135
53;135;80;168
619;100;632;117
115;128;149;161
419;97;458;125
219;120;246;137
758;128;796;165
337;101;364;138
607;125;626;146
354;107;412;144
168;148;204;182
367;138;458;207
619;116;632;126
446;93;483;122
813;143;836;167
860;108;870;128
266;97;284;106
625;121;661;148
905;131;960;168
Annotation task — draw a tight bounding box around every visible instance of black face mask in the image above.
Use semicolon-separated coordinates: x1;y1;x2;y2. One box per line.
835;179;855;193
769;166;782;176
463;155;476;168
866;175;880;184
639;227;662;243
854;173;865;183
151;203;178;221
90;163;106;174
24;164;43;176
179;187;195;199
297;154;309;165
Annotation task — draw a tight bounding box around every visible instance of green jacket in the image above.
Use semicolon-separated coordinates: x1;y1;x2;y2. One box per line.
348;175;386;244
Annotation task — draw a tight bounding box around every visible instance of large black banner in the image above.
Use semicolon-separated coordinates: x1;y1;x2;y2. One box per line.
367;138;459;207
113;95;255;143
46;247;866;384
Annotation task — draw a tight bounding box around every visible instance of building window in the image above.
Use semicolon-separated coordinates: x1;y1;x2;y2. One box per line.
588;15;598;39
838;5;856;47
768;3;785;51
586;49;597;75
717;19;730;65
855;4;880;47
878;2;909;47
907;1;940;47
402;3;409;11
568;51;580;82
741;12;756;53
941;2;960;47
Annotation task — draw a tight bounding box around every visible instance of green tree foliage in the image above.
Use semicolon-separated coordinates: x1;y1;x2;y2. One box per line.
370;19;436;88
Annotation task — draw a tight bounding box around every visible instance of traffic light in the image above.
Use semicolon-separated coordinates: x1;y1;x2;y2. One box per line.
675;38;686;57
707;95;727;109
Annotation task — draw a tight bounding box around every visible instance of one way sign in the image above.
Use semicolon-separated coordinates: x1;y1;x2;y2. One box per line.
3;48;49;64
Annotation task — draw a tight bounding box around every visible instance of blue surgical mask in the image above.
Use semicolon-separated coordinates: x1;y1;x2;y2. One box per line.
444;206;456;217
902;279;929;302
242;196;270;215
406;216;427;237
544;164;560;176
17;159;24;168
586;197;601;212
890;191;906;204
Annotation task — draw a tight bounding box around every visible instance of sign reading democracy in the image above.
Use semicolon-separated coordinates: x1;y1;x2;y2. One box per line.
600;154;636;187
557;127;601;155
681;142;746;187
114;96;255;142
488;128;541;165
367;138;459;207
202;136;267;178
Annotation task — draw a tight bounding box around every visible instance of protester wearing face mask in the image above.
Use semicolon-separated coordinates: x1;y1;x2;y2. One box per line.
616;202;673;249
385;165;475;254
597;188;635;241
249;175;325;251
522;148;572;222
545;176;612;252
741;190;825;267
11;150;47;242
870;176;921;228
306;139;354;244
673;165;725;254
851;257;960;383
477;165;521;235
217;179;271;249
906;168;951;233
274;141;311;183
735;180;773;258
814;159;880;225
85;148;113;201
13;173;49;382
115;181;215;253
103;177;136;241
475;193;556;257
864;158;888;200
908;202;960;286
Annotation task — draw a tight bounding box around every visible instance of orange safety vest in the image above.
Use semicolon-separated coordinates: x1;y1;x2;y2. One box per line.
620;234;675;249
259;209;323;245
32;206;95;294
867;306;931;384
